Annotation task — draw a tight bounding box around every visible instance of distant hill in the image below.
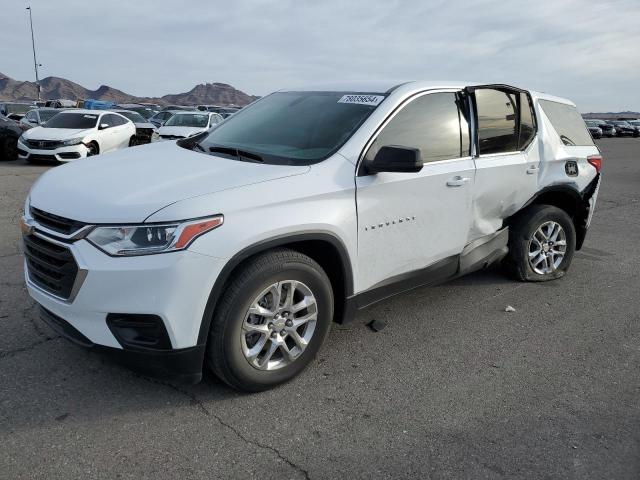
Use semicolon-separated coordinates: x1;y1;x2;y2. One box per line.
582;111;640;120
0;72;258;107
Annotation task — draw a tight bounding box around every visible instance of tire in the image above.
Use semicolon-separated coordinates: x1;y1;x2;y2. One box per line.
1;137;18;161
505;205;576;282
206;249;333;392
87;141;99;156
129;136;137;147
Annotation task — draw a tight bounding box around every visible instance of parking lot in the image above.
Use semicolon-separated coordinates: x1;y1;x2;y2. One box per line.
0;138;638;479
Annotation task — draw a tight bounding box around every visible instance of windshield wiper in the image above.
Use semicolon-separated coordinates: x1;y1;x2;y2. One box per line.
208;146;263;163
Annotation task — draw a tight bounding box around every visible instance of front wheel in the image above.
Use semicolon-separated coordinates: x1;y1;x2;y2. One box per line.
86;141;99;157
505;205;576;282
206;249;333;392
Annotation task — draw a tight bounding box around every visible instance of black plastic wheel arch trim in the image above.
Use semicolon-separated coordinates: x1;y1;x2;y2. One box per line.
196;231;354;345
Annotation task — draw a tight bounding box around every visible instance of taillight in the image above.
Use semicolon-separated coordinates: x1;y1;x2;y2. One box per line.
587;155;602;173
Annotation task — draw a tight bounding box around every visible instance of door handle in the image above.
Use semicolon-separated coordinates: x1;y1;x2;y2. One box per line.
446;176;470;187
526;165;539;174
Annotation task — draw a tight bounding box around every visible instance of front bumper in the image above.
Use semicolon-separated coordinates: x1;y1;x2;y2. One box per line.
40;307;206;383
25;232;225;381
17;140;89;162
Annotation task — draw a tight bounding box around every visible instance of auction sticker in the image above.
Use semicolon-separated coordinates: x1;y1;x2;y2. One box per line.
338;94;384;106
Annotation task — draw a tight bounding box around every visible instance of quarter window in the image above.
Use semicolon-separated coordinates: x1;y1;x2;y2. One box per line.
364;92;468;164
538;100;594;146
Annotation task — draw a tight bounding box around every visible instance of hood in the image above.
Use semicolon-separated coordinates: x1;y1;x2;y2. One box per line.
29;141;309;223
133;121;156;130
23;126;94;140
158;125;207;138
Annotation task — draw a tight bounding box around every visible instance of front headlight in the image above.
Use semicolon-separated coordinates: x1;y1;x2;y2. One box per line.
151;131;160;141
18;134;27;144
86;215;223;256
62;137;85;147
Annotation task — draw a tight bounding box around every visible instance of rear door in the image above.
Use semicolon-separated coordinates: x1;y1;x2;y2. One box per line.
355;90;475;293
467;85;538;239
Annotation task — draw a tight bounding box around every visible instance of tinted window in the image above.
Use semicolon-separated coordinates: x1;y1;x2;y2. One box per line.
112;114;127;126
518;93;536;149
475;89;518;154
25;111;37;122
119;111;146;123
539;100;594;146
165;113;210;128
39;110;59;122
45;112;99;129
365;92;466;164
198;91;383;163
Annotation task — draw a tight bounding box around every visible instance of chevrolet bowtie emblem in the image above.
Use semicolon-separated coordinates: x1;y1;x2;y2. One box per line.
19;216;34;236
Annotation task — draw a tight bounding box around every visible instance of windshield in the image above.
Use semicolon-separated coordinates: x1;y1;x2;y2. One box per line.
6;103;32;114
119;111;146;123
39;110;61;122
130;107;155;119
585;120;599;127
44;112;99;129
197;91;385;164
165;113;209;127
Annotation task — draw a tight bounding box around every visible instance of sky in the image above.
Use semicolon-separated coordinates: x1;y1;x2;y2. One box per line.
2;0;639;112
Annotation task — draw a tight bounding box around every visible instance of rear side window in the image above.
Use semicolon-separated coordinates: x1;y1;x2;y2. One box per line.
474;89;538;154
539;100;594;146
475;89;518;154
364;92;469;164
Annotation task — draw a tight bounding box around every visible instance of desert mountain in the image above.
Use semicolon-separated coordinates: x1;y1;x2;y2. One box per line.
0;73;257;106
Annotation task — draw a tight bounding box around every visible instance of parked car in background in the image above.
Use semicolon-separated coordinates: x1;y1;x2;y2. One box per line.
116;103;158;120
113;109;159;145
217;107;240;118
44;99;77;108
606;120;638;137
149;110;176;128
21;82;601;391
625;119;640;134
589;119;616;137
0;115;24;160
20;108;66;129
161;105;192;111
155;111;222;141
17;109;136;162
0;102;33;121
584;119;603;139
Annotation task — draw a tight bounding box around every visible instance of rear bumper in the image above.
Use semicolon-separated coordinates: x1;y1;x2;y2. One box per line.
40;307;205;384
576;174;601;250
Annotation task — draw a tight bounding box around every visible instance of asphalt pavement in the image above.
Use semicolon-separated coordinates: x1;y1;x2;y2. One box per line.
1;138;638;479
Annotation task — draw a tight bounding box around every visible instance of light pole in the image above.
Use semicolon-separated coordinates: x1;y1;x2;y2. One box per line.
26;6;41;101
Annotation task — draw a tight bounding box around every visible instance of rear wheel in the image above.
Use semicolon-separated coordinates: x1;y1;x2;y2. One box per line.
207;249;333;392
505;205;576;282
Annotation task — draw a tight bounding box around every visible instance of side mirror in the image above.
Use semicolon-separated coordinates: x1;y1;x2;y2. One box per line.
99;123;110;130
365;145;423;174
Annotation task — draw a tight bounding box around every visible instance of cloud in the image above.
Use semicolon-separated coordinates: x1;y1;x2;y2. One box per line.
1;0;638;111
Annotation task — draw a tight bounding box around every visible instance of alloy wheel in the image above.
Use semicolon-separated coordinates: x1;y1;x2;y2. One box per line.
528;221;567;275
241;280;318;371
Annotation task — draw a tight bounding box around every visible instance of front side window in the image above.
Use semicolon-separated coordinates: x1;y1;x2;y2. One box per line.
197;91;384;164
539;100;594;146
364;92;467;164
120;111;146;123
45;112;99;129
25;111;37;122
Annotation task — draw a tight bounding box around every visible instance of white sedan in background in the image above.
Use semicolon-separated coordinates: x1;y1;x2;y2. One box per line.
17;109;136;163
155;111;223;141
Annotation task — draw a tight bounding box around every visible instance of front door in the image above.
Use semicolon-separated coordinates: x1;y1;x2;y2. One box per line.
356;90;475;294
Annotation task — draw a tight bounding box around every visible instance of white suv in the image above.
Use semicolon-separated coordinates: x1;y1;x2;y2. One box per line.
18;109;136;162
21;82;601;391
